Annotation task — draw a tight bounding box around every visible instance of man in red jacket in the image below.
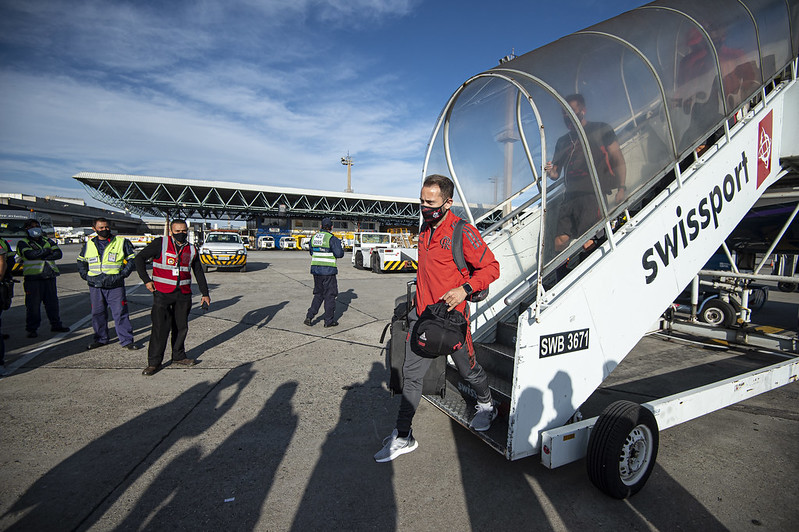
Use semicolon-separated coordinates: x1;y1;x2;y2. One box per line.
375;174;500;462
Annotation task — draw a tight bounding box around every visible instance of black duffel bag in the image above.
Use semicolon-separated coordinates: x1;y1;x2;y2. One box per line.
410;301;468;358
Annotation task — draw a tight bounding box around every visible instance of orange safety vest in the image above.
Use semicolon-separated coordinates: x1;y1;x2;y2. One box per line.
151;237;196;294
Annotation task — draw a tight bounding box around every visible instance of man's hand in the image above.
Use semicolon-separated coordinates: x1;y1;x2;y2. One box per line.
145;281;155;293
440;286;467;312
544;161;558;178
614;187;625;205
201;295;211;308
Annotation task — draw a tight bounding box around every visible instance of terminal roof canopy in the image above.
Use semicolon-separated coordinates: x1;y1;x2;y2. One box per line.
74;172;420;224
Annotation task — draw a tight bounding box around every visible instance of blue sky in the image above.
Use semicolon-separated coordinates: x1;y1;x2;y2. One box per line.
0;0;644;209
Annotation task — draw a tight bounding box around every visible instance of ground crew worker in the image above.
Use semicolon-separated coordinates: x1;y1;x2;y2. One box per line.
0;239;8;370
304;217;344;328
77;217;139;351
16;219;70;338
135;219;210;376
374;174;500;463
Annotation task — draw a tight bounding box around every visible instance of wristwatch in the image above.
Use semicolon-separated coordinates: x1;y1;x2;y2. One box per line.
462;282;474;296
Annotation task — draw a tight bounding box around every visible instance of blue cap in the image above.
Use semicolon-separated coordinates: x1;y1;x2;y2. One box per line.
321;217;333;229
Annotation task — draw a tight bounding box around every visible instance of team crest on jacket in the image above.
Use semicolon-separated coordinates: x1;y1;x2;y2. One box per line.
166;257;176;266
440;236;452;250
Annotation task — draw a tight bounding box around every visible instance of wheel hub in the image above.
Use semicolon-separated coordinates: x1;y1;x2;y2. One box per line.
619;425;652;485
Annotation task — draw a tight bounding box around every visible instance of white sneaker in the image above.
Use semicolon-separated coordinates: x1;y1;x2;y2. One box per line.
469;402;497;432
374;429;418;462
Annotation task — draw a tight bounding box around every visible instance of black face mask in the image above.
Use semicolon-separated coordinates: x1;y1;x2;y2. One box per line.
173;232;188;244
421;204;447;224
96;229;111;239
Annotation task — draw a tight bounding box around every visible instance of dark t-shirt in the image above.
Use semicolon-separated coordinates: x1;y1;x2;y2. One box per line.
552;121;619;194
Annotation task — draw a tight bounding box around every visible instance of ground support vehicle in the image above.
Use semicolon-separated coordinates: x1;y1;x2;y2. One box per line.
257;235;275;250
411;3;799;499
670;251;770;328
351;232;396;269
278;236;298;250
199;232;247;272
368;246;418;273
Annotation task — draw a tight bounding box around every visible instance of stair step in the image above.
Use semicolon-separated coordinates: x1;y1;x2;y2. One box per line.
495;321;518;348
474;342;515;385
424;364;509;456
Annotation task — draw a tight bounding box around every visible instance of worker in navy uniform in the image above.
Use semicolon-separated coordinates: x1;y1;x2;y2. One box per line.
135;219;210;376
304;217;344;327
16;219;70;338
77;217;139;351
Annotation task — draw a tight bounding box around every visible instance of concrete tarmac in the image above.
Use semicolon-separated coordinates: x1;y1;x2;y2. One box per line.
0;246;797;531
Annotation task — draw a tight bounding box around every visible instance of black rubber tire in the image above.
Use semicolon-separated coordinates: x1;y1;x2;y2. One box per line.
239;264;247;273
371;253;382;274
748;287;768;311
699;299;736;327
354;251;364;269
587;401;659;499
777;282;797;293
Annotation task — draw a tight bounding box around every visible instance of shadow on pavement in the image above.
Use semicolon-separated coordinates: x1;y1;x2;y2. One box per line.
1;363;257;531
113;380;299;530
186;301;288;359
454;369;727;529
290;362;396;531
334;288;358;322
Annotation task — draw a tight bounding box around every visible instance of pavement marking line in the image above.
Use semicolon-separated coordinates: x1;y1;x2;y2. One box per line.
1;283;145;378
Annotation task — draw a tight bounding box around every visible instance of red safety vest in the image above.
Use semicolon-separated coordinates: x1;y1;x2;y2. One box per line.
152;237;196;294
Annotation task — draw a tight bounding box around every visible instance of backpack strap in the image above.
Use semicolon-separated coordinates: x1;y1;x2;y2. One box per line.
452;219;469;278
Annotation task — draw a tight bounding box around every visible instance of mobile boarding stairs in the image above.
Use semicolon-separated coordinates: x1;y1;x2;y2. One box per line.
415;0;799;498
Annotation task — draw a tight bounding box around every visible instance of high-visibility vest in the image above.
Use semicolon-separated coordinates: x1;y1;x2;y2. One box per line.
17;238;60;277
80;237;133;276
310;232;337;268
152;237;196;294
0;238;11;278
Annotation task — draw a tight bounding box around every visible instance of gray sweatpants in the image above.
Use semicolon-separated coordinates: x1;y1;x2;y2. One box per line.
396;308;492;434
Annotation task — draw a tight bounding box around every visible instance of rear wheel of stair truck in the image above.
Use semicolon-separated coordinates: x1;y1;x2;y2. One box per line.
354;250;364;269
587;401;659;499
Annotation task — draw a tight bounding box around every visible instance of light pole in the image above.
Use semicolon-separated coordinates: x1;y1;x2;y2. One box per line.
341;153;354;193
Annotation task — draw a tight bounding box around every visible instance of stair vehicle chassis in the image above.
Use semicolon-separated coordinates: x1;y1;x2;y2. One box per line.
414;0;799;498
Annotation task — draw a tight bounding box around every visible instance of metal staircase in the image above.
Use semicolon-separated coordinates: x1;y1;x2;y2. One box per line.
421;0;799;461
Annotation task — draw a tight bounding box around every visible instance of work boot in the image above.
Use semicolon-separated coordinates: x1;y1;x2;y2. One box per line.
304;318;312;326
142;365;160;376
87;341;108;350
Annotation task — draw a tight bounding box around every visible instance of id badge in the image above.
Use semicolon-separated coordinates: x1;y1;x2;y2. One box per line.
172;268;179;277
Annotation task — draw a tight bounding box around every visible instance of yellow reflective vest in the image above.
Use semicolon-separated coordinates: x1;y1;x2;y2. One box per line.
17;238;60;277
79;237;134;276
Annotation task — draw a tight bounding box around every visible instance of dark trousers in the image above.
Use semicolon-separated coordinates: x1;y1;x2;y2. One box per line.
148;290;192;367
0;310;4;365
23;277;62;332
90;286;134;346
396;308;491;434
306;274;338;325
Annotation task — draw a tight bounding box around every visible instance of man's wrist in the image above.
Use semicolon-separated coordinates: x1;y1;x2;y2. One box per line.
462;282;474;296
